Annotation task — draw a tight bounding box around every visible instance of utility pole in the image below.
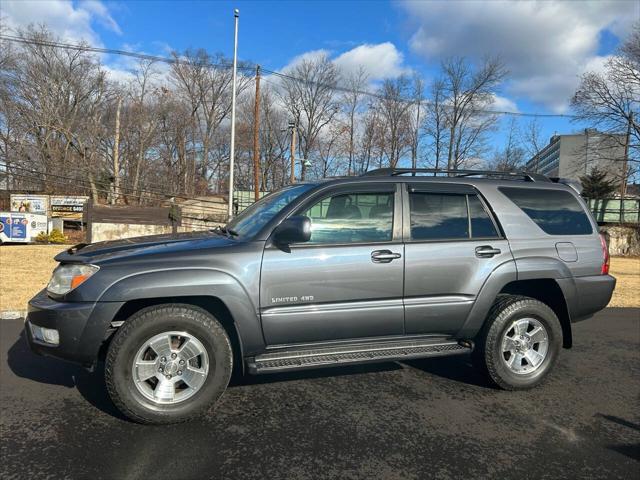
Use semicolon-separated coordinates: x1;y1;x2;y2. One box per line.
619;111;633;223
227;8;240;220
111;96;122;205
289;120;296;184
252;65;261;202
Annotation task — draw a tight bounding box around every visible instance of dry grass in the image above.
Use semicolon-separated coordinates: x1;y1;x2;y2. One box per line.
0;245;66;311
0;245;639;311
608;257;640;308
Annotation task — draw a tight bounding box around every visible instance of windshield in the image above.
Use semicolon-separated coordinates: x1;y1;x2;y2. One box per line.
226;183;316;238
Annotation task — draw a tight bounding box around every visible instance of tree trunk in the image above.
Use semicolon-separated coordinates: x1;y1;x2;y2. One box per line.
111;97;122;205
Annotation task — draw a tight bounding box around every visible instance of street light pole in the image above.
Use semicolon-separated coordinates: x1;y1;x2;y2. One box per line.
227;8;239;220
289;120;296;184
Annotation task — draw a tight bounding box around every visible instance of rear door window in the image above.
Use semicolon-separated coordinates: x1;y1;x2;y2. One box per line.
409;192;500;241
468;195;500;238
409;193;469;240
500;187;593;235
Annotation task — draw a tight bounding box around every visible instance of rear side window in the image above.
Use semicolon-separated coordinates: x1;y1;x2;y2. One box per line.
500;187;593;235
409;192;499;240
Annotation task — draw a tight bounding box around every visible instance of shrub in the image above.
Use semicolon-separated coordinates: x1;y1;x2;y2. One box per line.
35;231;50;243
48;228;67;244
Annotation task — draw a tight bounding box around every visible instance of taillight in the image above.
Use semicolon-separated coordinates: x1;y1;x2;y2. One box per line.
600;233;610;275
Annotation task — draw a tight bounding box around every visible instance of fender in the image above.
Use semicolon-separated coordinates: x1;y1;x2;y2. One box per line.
514;256;574;281
98;268;265;356
457;256;576;339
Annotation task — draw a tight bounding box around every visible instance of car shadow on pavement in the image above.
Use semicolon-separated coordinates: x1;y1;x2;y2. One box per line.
404;354;497;389
6;331;130;421
229;361;403;387
8;325;493;423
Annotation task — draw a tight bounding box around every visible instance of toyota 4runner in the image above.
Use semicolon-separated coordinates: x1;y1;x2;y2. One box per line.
26;168;616;424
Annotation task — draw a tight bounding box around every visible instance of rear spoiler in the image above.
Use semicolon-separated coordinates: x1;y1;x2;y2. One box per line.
550;177;583;195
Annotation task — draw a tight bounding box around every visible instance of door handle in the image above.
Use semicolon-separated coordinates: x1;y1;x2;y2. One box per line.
475;246;501;258
371;250;402;263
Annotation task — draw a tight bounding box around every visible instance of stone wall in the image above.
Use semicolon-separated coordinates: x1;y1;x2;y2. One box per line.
601;225;640;256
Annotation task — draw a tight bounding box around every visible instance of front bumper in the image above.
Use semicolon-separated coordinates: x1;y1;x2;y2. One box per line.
25;289;123;366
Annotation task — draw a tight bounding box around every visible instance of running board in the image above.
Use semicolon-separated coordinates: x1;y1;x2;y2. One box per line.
247;339;472;374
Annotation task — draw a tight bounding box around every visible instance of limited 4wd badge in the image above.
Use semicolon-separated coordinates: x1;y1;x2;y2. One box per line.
271;295;314;304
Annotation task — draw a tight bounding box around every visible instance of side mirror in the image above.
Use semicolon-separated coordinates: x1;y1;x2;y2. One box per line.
273;215;312;245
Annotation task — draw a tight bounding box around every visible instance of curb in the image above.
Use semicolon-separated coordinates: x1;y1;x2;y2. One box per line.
0;310;25;320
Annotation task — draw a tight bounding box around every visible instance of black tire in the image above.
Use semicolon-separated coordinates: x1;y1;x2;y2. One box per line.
473;294;562;390
105;304;233;424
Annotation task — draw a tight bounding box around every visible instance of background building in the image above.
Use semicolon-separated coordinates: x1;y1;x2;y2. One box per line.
526;129;626;181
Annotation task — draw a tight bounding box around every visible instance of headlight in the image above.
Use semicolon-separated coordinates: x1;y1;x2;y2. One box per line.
47;264;99;295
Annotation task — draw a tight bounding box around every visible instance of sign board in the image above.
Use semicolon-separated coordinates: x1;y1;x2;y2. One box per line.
50;196;89;219
0;212;48;243
10;194;49;214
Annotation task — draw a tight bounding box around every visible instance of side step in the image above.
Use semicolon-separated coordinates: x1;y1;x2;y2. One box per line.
247;339;472;374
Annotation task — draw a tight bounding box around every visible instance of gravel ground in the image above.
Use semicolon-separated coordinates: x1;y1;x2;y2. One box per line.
1;308;638;480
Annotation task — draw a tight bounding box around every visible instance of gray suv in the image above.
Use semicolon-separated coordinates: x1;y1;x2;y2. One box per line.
26;168;616;424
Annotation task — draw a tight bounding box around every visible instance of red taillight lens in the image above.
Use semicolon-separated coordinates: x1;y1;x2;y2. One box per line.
600;233;610;275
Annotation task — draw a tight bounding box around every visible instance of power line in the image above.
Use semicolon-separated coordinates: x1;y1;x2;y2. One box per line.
0;34;577;119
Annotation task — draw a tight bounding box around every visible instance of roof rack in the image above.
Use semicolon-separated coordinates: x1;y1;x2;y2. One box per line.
361;168;551;183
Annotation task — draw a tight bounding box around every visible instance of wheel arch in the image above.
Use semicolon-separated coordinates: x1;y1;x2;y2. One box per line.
99;296;249;375
499;279;572;348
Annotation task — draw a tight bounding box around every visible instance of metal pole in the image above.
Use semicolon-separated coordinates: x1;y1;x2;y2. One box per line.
227;8;239;220
252;65;261;202
289;121;296;184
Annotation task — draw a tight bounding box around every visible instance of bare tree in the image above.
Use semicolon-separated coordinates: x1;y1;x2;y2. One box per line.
422;78;449;171
571;23;639;188
521;118;545;172
170;49;251;191
440;56;507;170
376;75;413;168
278;53;340;180
489;118;526;172
410;74;425;169
340;66;368;175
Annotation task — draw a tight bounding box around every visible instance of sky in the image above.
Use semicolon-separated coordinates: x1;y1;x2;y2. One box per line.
2;0;639;157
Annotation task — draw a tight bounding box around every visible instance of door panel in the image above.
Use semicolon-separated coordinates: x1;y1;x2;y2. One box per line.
404;240;511;334
260;244;404;345
260;184;404;346
402;185;513;335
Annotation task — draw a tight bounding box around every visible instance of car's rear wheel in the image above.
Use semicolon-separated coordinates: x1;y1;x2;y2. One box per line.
105;304;232;424
474;295;562;390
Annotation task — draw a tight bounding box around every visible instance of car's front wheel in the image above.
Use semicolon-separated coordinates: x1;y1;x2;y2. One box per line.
474;295;562;390
105;304;232;424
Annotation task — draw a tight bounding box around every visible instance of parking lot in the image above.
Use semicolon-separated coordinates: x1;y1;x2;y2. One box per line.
1;308;638;480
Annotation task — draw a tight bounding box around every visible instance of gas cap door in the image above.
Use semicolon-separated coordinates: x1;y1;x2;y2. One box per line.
556;242;578;262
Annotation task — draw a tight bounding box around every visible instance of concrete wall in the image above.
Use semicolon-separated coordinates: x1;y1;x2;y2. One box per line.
90;221;224;243
559;133;625;182
90;222;175;242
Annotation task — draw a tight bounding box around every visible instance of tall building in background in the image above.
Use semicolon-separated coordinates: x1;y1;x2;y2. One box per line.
526;129;626;181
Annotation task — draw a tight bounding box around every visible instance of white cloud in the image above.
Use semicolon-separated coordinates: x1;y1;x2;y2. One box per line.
280;49;331;72
1;0;121;45
489;94;518;113
401;0;639;112
333;42;406;80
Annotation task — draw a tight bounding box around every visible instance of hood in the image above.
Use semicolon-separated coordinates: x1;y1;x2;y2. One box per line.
55;230;237;264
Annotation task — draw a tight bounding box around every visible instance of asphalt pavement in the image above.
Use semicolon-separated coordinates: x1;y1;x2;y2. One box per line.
1;309;639;480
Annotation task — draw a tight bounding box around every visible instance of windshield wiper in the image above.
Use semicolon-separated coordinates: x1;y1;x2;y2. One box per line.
211;225;239;237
